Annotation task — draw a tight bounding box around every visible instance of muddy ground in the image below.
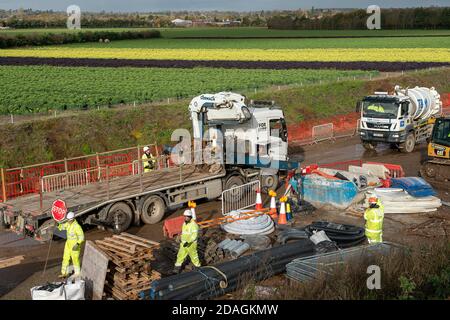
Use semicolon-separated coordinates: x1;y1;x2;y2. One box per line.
1;135;448;300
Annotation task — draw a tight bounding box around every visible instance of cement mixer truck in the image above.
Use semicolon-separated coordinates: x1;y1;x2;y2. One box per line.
358;85;442;153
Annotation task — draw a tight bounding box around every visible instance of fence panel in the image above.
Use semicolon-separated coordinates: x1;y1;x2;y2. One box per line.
221;180;260;215
41;169;89;193
312;123;334;143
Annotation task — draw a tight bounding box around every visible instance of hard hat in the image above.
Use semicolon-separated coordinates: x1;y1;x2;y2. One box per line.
67;211;75;220
183;210;193;217
143;146;150;152
368;196;378;204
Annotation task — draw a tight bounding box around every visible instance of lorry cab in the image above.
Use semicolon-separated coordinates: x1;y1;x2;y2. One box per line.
359;94;413;145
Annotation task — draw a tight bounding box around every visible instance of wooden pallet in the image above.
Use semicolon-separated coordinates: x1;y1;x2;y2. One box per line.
94;233;161;300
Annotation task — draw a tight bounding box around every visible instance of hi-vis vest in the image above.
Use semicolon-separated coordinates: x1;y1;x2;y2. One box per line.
58;220;84;244
367;105;385;113
181;220;199;244
364;200;385;235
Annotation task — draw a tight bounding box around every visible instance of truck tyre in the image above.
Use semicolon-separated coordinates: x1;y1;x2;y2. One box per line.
261;174;279;193
223;175;245;203
140;195;166;225
362;141;377;150
400;133;415;153
107;202;133;234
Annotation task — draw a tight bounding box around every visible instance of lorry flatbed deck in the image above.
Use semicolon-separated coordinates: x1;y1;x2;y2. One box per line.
1;164;225;219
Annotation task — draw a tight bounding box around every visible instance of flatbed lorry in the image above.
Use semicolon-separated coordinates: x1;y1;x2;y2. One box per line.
0;92;298;241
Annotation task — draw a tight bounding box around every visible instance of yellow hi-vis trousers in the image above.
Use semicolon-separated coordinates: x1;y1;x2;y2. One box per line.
61;240;81;275
175;241;201;267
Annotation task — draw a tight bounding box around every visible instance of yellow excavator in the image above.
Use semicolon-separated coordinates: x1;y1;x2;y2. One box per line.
420;117;450;187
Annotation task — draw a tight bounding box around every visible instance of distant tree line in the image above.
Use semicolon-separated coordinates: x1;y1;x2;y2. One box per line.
0;30;160;48
268;7;450;30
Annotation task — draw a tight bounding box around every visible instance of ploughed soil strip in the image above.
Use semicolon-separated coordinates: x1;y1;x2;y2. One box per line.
0;57;448;71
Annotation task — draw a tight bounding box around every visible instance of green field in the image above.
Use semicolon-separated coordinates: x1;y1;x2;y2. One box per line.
0;66;375;114
62;36;450;49
2;27;450;38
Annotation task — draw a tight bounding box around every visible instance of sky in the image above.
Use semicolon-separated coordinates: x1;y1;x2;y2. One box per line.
0;0;448;12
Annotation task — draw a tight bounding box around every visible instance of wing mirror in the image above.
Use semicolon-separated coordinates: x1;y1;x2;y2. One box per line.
355;101;362;113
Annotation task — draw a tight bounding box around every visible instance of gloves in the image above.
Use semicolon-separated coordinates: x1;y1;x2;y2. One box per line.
72;244;80;251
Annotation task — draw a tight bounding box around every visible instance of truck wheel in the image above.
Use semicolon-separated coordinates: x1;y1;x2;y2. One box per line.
362;142;377;150
400;133;415;153
107;202;133;234
140;195;166;224
261;174;279;193
224;175;244;203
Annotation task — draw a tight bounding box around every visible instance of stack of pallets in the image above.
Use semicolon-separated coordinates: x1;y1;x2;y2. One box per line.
94;233;161;300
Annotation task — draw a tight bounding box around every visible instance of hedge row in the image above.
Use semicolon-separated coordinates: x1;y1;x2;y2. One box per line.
0;30;161;48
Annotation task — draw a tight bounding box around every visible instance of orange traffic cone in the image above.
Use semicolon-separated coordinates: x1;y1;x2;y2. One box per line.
268;190;278;219
188;200;197;220
278;196;287;225
255;188;263;211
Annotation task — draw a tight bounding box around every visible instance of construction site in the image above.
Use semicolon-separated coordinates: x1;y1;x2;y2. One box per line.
0;86;449;301
0;2;450;304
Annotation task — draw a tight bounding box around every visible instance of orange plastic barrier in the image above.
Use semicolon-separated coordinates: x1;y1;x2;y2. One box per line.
163;215;185;239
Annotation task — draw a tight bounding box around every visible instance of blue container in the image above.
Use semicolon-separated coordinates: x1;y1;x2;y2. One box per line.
301;175;359;210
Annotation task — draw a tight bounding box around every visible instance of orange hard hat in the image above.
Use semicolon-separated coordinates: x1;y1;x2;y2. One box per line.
368;196;378;204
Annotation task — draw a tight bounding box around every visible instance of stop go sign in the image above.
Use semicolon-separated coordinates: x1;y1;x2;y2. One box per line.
51;199;67;222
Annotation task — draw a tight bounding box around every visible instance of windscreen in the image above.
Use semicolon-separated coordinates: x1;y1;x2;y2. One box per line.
433;119;450;147
362;101;399;119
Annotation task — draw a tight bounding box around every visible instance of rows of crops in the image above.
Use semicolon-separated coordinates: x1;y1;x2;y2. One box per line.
1;47;449;62
0;65;376;114
1;57;446;72
63;36;450;49
3;27;450;38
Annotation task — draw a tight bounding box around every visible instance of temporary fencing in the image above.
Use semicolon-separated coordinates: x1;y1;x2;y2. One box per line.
288;112;360;146
319;159;405;178
221;180;260;215
0;143;160;201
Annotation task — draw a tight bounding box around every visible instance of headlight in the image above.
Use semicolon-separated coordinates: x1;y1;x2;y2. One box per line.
392;134;399;138
360;132;366;135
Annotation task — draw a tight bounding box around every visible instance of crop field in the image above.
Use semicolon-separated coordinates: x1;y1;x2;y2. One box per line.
61;36;450;49
0;66;374;114
2;27;450;38
1;47;449;62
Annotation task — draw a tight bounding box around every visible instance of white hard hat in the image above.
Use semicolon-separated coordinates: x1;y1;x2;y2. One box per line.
183;210;193;217
143;146;150;152
67;211;75;220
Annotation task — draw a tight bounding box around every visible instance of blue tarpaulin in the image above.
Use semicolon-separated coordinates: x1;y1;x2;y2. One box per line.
390;177;437;197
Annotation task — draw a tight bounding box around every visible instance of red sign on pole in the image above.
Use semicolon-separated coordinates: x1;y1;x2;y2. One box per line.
51;199;67;222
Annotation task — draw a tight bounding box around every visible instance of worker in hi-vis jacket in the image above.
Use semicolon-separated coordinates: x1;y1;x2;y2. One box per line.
364;196;385;243
174;210;200;273
58;211;84;278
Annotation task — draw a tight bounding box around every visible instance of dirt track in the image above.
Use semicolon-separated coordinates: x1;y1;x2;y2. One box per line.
1;135;448;299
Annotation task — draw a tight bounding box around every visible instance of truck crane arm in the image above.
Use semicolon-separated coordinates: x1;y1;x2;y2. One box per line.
188;92;252;140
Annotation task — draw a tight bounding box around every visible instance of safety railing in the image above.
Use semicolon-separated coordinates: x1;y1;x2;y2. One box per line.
312;123;334;143
0;143;159;202
221;180;261;216
41;169;90;193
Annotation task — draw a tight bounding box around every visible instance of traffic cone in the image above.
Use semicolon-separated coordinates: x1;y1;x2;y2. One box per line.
188;200;197;220
268;190;278;219
255;188;263;211
278;196;287;225
286;198;293;221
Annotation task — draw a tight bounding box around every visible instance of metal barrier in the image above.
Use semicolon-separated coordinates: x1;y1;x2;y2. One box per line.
41;169;90;193
221;180;260;215
312;123;334;143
